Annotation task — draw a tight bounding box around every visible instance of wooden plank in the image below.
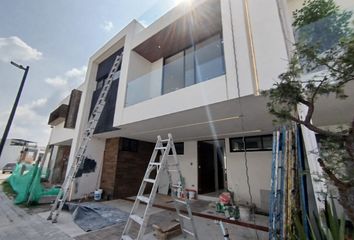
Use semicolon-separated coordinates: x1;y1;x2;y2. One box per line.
124;197;269;232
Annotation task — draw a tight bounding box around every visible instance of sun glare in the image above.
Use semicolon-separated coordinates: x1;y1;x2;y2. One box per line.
174;0;192;6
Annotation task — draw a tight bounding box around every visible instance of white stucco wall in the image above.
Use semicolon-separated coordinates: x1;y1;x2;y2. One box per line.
178;141;198;191
48;121;74;145
221;0;254;97
71;137;106;199
126;51;152;82
225;138;272;212
248;0;289;91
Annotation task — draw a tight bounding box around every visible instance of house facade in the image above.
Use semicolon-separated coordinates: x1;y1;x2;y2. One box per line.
45;86;83;184
54;0;353;213
0;139;39;169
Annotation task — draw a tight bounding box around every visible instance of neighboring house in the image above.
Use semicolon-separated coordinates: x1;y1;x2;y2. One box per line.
0;139;40;169
45;86;83;184
55;0;353;214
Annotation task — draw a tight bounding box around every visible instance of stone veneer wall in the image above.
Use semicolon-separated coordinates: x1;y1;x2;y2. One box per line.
114;139;154;198
100;138;119;199
100;137;154;199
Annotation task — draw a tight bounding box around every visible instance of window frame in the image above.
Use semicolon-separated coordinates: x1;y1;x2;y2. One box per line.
229;135;273;152
161;33;225;95
121;138;139;152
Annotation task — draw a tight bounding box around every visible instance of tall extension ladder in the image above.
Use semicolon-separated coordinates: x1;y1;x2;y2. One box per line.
269;127;286;240
121;134;198;240
47;52;123;223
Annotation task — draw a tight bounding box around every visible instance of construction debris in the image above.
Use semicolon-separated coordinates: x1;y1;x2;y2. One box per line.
66;202;129;232
6;163;59;204
152;220;182;240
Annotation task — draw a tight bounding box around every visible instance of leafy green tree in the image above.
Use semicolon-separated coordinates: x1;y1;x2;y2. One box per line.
263;0;354;222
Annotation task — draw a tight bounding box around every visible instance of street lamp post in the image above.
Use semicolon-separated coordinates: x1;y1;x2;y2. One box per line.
0;62;30;158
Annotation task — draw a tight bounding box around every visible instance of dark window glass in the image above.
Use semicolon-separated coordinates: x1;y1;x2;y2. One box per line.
245;136;262;150
195;34;225;83
175;142;184;155
230;138;245;151
163;51;184;94
184;46;195;87
262;135;273;150
168;142;184;155
230;135;273;152
121;138;139;152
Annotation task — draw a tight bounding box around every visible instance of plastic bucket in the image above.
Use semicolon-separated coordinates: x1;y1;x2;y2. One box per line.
94;189;102;201
188;190;196;200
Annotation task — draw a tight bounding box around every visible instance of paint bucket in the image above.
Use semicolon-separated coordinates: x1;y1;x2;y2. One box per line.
188;190;196;200
94;189;102;201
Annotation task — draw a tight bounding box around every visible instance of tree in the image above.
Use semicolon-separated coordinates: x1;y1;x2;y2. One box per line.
263;0;354;222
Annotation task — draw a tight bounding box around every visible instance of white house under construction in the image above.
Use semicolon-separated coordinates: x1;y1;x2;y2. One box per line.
45;0;354;217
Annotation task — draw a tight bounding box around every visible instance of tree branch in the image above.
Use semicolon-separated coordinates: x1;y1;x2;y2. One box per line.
318;158;352;188
287;114;344;139
298;98;311;106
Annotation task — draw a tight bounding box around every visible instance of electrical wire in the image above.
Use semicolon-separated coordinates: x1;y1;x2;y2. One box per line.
228;0;259;239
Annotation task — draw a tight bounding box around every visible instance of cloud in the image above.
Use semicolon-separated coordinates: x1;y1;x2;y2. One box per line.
0;36;42;62
45;66;87;89
16;98;48;121
0;98;50;146
45;76;68;87
101;21;114;32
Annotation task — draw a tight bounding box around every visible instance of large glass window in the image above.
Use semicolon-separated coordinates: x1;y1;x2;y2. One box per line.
184;46;195;87
163;52;184;94
195;34;225;83
162;34;225;95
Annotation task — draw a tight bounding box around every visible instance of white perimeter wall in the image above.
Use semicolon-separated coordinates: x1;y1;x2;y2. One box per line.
0;140;23;169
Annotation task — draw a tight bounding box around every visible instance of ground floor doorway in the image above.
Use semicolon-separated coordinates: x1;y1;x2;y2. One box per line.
197;139;227;195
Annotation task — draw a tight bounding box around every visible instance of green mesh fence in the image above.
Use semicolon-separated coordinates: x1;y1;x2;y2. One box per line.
6;163;60;204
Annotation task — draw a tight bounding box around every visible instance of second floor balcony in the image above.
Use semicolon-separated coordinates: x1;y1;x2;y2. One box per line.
125;0;224;107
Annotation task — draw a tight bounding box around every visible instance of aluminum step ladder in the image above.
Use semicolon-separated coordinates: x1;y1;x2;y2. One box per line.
47;52;123;223
121;134;198;240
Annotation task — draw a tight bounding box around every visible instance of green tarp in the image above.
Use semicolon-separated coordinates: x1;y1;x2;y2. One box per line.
7;163;59;204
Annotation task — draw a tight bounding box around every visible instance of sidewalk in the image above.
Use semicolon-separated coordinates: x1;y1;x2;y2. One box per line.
0;190;73;240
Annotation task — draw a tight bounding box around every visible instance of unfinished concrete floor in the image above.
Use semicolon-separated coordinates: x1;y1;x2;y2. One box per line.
0;181;268;240
36;198;267;240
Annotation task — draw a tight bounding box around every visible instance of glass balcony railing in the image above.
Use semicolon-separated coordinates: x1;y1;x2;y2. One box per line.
125;34;226;107
125;68;163;106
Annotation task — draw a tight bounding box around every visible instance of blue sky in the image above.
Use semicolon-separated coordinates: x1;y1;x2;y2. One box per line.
0;0;179;146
